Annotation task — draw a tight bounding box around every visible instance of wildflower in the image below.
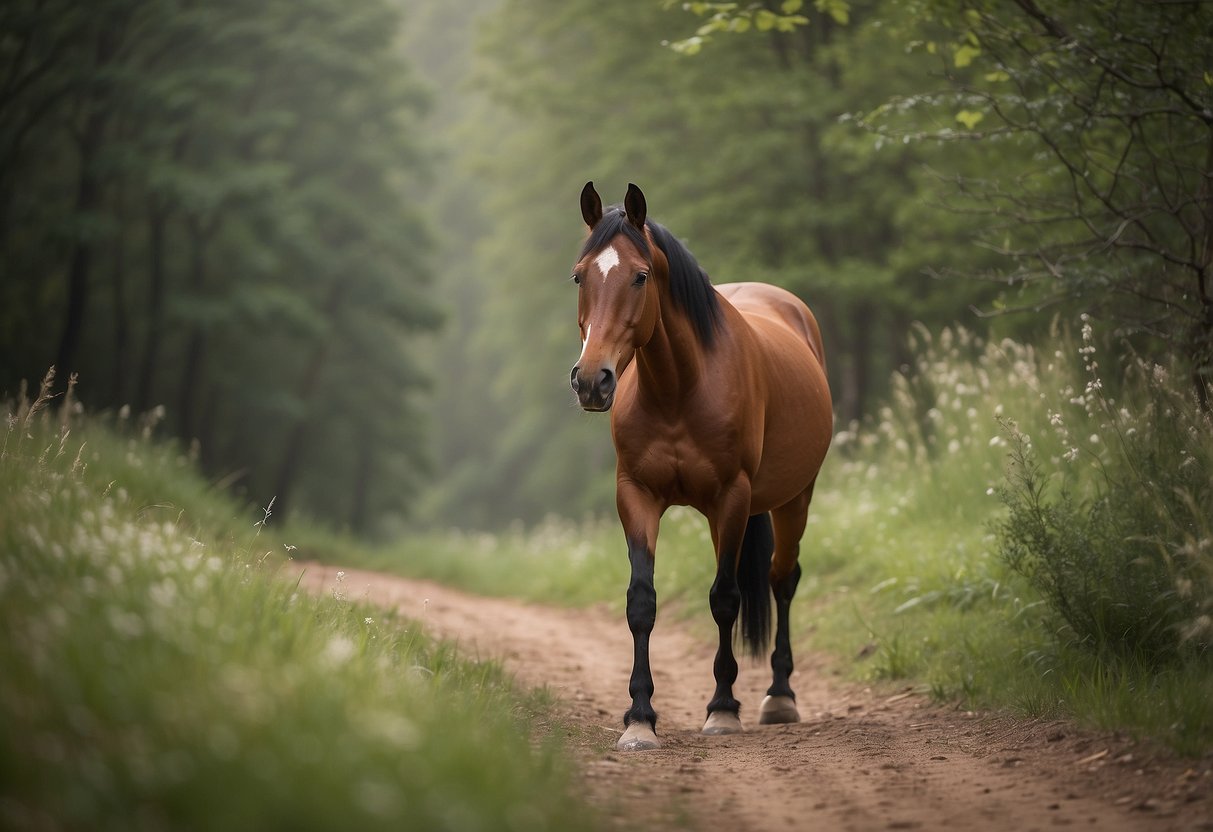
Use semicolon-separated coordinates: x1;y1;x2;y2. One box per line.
323;635;356;665
1048;411;1063;427
364;617;374;625
1063;447;1080;462
1089;434;1100;444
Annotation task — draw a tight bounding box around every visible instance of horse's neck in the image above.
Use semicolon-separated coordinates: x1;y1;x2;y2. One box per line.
634;298;713;410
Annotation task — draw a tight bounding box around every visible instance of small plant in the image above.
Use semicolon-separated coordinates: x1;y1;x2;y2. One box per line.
995;322;1213;663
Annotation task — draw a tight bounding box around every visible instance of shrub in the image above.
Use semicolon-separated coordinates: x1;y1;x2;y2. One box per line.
996;320;1213;662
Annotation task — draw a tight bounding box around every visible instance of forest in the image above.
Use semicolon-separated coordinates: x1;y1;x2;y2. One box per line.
2;0;1210;532
4;5;1213;824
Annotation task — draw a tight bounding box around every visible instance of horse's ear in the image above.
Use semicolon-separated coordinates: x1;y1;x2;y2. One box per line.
580;181;603;230
624;183;647;231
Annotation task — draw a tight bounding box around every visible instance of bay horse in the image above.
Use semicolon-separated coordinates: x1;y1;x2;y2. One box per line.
569;182;833;751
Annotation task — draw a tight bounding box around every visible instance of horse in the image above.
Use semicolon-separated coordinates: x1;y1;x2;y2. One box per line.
569;182;833;751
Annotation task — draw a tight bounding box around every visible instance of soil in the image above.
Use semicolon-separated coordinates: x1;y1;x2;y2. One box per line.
294;562;1212;832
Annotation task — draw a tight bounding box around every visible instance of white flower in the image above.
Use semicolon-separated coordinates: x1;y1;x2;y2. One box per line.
323;635;356;665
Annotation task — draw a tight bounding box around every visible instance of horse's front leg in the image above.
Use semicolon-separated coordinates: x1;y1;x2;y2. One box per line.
703;479;752;735
616;480;662;751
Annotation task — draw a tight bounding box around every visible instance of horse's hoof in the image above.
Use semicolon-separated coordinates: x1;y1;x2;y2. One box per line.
758;694;800;725
702;710;743;735
616;721;660;751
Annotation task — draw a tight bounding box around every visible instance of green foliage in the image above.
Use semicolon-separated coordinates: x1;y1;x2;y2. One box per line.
863;0;1213;405
996;328;1213;662
0;382;598;831
0;0;437;532
663;0;814;53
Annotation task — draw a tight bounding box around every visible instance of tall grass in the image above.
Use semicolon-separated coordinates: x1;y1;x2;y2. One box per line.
1;372;599;830
996;319;1212;660
812;326;1212;753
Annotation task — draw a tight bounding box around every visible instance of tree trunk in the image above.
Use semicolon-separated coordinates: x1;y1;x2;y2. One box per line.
270;342;328;523
1195;127;1213;412
198;384;219;470
110;217;129;407
349;431;375;535
134;204;167;414
178;221;209;439
54;108;106;377
849;301;875;423
272;284;346;522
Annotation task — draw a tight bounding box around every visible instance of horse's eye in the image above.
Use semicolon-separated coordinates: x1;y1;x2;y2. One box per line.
634;271;649;286
571;274;581;285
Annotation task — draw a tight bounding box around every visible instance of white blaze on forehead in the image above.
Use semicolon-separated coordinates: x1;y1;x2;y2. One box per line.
578;324;592;362
594;245;620;282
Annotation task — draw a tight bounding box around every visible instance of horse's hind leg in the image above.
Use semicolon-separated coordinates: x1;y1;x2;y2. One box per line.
761;483;815;724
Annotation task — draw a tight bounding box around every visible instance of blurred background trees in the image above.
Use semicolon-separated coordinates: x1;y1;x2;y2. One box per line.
0;0;437;530
3;0;1208;533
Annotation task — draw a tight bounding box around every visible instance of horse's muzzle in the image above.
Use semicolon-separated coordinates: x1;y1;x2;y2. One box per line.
571;365;616;412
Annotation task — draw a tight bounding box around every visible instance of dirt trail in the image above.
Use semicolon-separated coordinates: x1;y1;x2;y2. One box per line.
294;563;1211;832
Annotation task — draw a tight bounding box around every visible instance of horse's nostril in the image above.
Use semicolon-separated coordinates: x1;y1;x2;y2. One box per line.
598;368;616;397
570;366;581;392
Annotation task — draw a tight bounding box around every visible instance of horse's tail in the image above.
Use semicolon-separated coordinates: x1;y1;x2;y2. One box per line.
737;512;773;659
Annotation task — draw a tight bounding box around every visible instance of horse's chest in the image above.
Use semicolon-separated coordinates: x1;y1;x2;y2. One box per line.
614;417;743;505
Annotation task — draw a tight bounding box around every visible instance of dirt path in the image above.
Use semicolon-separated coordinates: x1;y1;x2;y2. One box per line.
294;563;1211;832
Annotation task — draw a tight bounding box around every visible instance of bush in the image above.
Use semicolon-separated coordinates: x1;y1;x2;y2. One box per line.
996;320;1213;662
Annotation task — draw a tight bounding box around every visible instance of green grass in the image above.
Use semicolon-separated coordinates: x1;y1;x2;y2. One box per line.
344;327;1213;755
0;384;600;830
340;509;717;614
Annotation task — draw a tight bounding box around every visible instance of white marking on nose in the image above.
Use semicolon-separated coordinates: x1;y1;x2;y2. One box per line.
578;324;592;362
594;246;620;282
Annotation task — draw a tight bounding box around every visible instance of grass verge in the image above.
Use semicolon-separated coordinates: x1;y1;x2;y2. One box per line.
0;376;599;831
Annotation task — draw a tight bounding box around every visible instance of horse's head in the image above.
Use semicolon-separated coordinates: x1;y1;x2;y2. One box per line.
569;182;661;412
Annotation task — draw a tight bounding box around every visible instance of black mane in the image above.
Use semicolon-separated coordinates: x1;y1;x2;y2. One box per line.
580;207;723;348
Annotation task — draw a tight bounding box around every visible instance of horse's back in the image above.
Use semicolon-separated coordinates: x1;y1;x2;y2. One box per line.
716;282;827;372
716;282;833;510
